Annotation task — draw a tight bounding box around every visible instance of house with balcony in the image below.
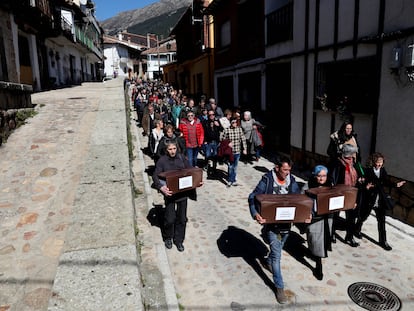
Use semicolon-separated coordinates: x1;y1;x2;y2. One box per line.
0;0;103;98
166;0;215;99
205;0;264;109
0;0;55;110
45;0;103;87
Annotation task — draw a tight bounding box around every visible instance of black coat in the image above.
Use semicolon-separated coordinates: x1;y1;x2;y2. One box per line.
364;167;394;209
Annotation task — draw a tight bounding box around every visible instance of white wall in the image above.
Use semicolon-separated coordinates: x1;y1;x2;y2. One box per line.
377;41;414;180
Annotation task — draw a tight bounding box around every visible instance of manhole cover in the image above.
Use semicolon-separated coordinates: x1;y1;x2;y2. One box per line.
348;282;401;311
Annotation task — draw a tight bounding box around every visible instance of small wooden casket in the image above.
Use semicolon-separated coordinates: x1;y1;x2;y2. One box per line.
255;194;313;223
305;184;358;215
158;167;203;194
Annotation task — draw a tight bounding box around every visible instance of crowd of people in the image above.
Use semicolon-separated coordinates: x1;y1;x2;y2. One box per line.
129;79;265;186
127;78;406;305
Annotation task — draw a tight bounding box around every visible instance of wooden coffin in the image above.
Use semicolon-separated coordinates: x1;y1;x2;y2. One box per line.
305;184;358;215
255;194;313;223
158;167;203;194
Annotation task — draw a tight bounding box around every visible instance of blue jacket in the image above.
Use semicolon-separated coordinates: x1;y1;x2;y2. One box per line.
248;169;301;231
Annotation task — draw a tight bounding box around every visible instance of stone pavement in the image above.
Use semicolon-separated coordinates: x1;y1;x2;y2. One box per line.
1;78;413;311
133;97;414;309
0;79;143;310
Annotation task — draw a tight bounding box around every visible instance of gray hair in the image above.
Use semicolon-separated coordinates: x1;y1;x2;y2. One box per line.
341;144;358;158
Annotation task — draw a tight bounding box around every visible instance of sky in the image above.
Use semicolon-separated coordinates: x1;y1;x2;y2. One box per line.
93;0;159;21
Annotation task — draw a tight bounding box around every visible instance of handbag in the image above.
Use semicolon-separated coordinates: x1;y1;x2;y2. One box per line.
379;186;395;210
383;193;396;210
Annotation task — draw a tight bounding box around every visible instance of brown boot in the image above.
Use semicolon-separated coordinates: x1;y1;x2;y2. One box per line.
276;288;287;304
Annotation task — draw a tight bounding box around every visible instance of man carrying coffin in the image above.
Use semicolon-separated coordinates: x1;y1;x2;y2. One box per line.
248;156;301;304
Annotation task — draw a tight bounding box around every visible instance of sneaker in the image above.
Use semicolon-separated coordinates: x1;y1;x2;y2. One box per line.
232;182;239;186
226;182;232;188
176;243;185;252
276;288;288;304
164;239;173;249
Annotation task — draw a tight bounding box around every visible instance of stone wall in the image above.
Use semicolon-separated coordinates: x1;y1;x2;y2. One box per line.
0;82;33;110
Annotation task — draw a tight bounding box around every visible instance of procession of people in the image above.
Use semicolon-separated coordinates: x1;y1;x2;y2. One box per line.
127;77;406;305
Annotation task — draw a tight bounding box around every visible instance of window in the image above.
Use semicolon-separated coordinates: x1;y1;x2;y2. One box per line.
220;20;231;48
0;28;8;81
315;57;378;114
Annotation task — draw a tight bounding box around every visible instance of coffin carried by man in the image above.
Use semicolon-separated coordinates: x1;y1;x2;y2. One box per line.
255;194;313;223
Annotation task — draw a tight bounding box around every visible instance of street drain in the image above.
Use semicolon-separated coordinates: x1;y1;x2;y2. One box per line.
348;282;401;311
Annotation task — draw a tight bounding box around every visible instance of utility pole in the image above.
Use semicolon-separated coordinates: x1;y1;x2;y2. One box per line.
156;35;161;80
147;33;160;80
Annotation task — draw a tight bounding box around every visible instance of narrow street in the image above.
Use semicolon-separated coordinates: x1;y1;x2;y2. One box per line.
0;79;413;310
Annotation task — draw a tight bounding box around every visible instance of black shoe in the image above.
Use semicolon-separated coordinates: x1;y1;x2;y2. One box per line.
331;234;336;244
313;265;323;281
176;243;185;252
354;231;362;239
345;237;360;247
380;241;392;251
164;239;173;249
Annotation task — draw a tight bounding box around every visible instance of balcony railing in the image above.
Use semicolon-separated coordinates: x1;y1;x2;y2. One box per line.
29;0;52;18
75;26;102;56
266;2;293;45
61;15;73;34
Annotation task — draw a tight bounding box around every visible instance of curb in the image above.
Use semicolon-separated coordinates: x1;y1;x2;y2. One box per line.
129;98;180;311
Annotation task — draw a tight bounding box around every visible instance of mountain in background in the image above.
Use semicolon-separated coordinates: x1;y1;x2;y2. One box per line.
99;0;192;39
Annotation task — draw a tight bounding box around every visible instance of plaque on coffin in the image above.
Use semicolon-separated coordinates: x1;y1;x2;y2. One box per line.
255;194;313;223
305;184;358;215
158;167;203;194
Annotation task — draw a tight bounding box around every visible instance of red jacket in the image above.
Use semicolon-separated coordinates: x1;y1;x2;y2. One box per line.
179;118;204;148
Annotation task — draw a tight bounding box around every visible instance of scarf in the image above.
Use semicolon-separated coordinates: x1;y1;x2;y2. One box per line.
340;157;357;186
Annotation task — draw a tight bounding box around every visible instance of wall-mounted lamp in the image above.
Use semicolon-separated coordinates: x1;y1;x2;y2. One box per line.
389;47;402;75
389;43;414;83
405;44;414;82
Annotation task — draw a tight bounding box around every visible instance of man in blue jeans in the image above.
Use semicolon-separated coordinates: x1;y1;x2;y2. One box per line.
202;109;221;176
248;156;301;304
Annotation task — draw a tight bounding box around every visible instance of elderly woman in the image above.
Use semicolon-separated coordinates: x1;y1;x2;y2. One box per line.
240;110;256;162
330;143;364;247
302;165;334;280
